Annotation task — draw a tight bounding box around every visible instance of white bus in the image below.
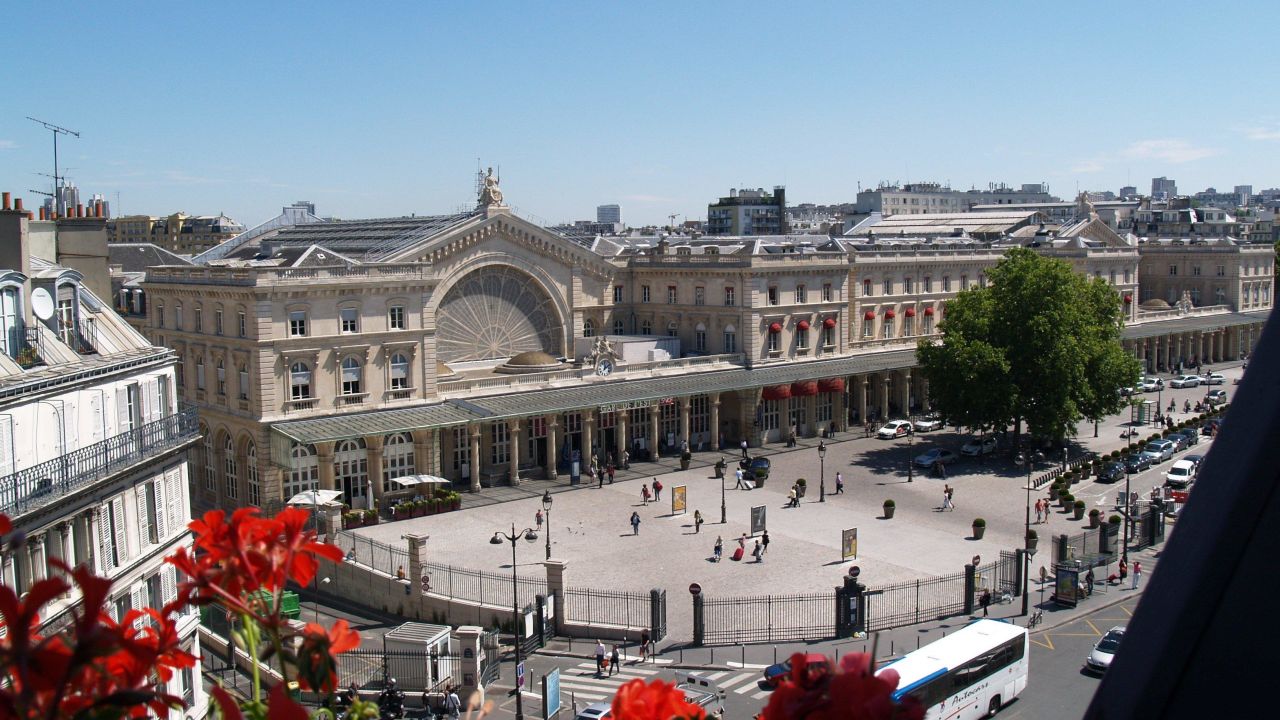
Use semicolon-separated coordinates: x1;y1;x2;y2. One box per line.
878;619;1029;719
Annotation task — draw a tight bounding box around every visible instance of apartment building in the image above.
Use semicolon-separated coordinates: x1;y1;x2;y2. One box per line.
108;212;245;255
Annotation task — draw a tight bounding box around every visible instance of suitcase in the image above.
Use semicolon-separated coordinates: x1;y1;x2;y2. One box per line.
731;547;745;561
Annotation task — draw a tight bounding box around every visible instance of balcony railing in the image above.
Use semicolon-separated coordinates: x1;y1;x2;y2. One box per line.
0;404;200;517
15;327;46;369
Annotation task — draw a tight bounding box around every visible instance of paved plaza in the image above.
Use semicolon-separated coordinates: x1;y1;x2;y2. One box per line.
354;362;1238;636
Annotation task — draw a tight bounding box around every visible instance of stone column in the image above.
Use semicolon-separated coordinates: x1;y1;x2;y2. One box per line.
834;383;847;431
649;405;660;458
900;370;912;416
879;376;890;420
583;410;596;464
411;429;433;478
617;411;629;460
82;510;99;574
546;415;560;478
857;376;868;425
710;393;721;449
469;424;482;492
365;435;385;505
1215;331;1224;362
454;626;486;703
509;419;522;485
16;540;34;593
544;559;568;635
679;397;691;448
406;532;427;611
27;533;46;584
316;440;336;492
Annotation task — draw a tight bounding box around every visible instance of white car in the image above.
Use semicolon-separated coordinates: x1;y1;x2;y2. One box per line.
960;436;998;456
1202;373;1225;385
1139;377;1164;392
1085;627;1125;674
912;415;945;432
877;420;914;439
1164;459;1197;489
914;448;959;468
1170;375;1201;388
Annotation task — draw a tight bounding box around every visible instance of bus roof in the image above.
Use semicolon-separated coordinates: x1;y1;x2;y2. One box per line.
878;619;1026;696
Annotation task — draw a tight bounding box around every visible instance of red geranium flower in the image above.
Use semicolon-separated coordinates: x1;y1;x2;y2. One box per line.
612;678;706;720
761;653;923;720
296;619;360;693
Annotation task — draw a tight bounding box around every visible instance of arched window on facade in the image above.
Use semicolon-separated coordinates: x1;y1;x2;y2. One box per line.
246;442;260;507
285;443;318;500
612;318;624;335
341;357;363;395
583;319;595;337
383;432;416;484
223;435;238;500
203;431;215;491
723;324;737;353
335;439;369;508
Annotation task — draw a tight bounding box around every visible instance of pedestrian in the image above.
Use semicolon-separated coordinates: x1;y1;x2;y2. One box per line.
980;589;991;617
1086;568;1095;596
681;438;689;455
752;539;764;563
1132;561;1142;590
641;484;650;504
762;530;770;555
737;533;747;551
607;461;616;484
938;461;947;480
713;536;723;562
610;645;621;676
944;484;955;511
735;466;750;490
444;687;461;719
835;471;844;494
622;448;630;470
535;509;544;530
595;640;606;675
597;464;604;488
630;511;641;535
1036;499;1044;523
1118;558;1128;584
694;510;704;533
652;478;663;501
787;486;798;508
741;438;749;459
639;629;651;662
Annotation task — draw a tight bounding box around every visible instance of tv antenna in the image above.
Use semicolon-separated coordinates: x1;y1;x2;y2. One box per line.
26;117;80;217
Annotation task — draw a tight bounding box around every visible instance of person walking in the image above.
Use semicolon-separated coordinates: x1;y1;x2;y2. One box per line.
1118;558;1128;585
595;640;606;675
713;536;723;562
943;484;955;511
444;687;462;719
641;484;651;504
835;471;844;494
622;448;630;470
1132;561;1142;590
741;438;749;459
1085;568;1096;596
652;478;663;502
735;466;751;490
630;511;641;535
980;589;991;617
694;510;704;533
787;486;798;508
752;539;764;563
535;509;544;530
610;645;621;676
639;629;651;662
761;530;770;555
597;463;604;489
607;461;616;484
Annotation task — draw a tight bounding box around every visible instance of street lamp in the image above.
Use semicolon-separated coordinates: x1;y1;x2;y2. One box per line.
542;491;553;560
719;459;727;524
818;441;827;502
907;422;914;483
490;524;539;720
1019;453;1032;616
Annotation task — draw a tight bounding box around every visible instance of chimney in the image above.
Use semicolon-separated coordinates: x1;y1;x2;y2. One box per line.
26;212;33;221
14;198;23;212
94;201;103;218
76;203;84;218
39;207;46;220
2;192;9;210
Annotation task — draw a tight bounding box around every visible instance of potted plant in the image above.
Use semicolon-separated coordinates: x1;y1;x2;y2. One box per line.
342;511;361;530
1108;514;1122;526
882;499;896;519
796;478;807;499
1048;483;1061;501
680;450;692;471
1089;508;1102;528
1060;492;1074;511
449;492;461;511
364;509;379;526
1025;528;1038;552
971;518;986;540
1073;499;1086;520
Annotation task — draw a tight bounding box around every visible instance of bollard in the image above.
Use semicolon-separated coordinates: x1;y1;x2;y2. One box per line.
773;646;778;664
679;647;683;663
835;647;840;664
710;647;715;665
917;636;921;649
740;644;746;667
890;640;894;657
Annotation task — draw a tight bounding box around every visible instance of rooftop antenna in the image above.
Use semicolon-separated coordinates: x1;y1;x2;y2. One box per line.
26;117;80;217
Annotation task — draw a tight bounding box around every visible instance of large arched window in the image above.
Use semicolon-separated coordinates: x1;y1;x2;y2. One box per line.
335;439;369;508
202;431;215;491
285;443;318;500
723;324;737;354
583;319;595;337
389;353;410;390
223;435;238;500
290;362;311;400
341;357;363;395
246;442;260;507
383;432;416;484
612;318;624;335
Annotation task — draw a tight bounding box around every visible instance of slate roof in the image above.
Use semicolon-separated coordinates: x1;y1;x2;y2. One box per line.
107;243;194;273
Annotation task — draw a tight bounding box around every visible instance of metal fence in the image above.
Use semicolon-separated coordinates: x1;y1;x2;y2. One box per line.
701;592;835;644
865;570;967;632
423;561;548;610
337;649;463;692
332;531;411;577
562;586;652;633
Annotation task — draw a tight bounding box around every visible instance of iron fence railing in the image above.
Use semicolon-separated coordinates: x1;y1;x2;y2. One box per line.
0;404;200;516
702;592;835;645
562;586;652;632
865;570;967;633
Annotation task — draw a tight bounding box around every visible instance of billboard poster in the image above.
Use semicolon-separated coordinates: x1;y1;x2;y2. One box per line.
750;505;767;535
842;528;858;560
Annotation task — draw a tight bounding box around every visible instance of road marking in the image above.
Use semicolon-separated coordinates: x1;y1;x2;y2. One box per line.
566;672;656;686
735;680;763;695
558;688;609;701
703;671;729;680
1121;605;1134;616
1030;633;1054;650
573;662;658;676
727;661;769;669
714;673;757;690
751;690;773;700
1084;619;1103;636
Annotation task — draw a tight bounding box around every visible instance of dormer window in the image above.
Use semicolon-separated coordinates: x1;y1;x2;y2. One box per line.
0;284;22;361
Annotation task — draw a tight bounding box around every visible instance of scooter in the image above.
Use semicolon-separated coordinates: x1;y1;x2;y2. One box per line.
378;682;406;720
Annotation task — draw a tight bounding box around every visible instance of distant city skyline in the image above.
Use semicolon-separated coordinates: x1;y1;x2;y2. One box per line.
2;0;1278;227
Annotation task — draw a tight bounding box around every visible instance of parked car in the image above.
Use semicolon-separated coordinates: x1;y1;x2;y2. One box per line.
1170;374;1201;388
1164;459;1197;489
1168;433;1189;452
575;703;613;720
912;414;945;432
914;448;959;468
739;456;771;482
877;420;914;439
1144;439;1176;462
1119;385;1140;397
1202;372;1225;385
762;653;832;689
1183;453;1204;471
960;436;999;457
1139;377;1164;392
1206;389;1227;405
1124;453;1153;473
1171;428;1199;447
1201;418;1223;436
1097;461;1126;483
1085;627;1126;674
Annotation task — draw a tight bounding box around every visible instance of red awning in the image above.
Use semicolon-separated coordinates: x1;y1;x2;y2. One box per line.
762;384;792;400
818;377;845;393
905;307;917;318
823;317;837;329
885;309;896;319
924;307;935;316
791;380;819;397
797;320;811;331
863;310;875;320
769;322;782;333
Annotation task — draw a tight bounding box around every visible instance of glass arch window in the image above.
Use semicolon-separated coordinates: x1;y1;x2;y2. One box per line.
383;432;416;483
285;443;318;500
246;442;260;507
223;436;238;500
335;439;369;508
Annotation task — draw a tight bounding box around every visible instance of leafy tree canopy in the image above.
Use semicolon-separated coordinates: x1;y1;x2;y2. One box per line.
916;247;1141;443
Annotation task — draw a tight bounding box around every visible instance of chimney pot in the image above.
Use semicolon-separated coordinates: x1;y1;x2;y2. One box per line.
2;191;10;210
38;207;45;220
76;203;84;218
94;201;103;218
14;198;23;212
26;212;33;221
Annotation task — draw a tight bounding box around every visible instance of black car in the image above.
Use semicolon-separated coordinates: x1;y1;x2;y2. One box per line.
739;456;771;482
1097;461;1125;483
1167;433;1189;452
1124;453;1152;473
1172;428;1199;447
1201;418;1223;436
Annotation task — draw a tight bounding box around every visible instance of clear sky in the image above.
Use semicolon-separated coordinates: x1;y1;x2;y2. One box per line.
2;0;1277;228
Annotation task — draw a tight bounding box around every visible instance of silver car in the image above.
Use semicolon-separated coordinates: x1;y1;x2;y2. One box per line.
1170;374;1201;388
1086;627;1125;673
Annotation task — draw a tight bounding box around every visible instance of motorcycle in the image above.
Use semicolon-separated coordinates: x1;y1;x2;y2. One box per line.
378;680;406;720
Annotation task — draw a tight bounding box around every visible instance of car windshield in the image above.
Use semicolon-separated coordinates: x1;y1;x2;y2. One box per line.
1097;633;1123;652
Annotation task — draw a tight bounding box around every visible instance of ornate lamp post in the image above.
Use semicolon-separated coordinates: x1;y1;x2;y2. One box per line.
490;524;539;720
818;441;827;502
719;461;727;524
542;491;553;560
907;421;914;483
1019;453;1033;616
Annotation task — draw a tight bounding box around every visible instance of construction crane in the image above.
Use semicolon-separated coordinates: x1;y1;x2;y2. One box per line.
26;117;80;216
668;213;679;229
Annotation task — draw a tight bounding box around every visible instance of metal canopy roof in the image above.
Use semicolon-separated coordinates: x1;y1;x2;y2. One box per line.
271;350;918;445
1120;310;1270;340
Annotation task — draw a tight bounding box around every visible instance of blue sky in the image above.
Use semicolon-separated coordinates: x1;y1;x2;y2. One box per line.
2;0;1277;227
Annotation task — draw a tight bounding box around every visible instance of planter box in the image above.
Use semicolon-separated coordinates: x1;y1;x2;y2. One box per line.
451;498;461;511
1089;515;1101;528
1073;506;1085;520
883;505;895;519
1048;486;1060;500
972;525;986;540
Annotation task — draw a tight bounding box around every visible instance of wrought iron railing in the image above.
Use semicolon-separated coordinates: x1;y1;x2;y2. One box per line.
0;404;201;516
16;327;45;369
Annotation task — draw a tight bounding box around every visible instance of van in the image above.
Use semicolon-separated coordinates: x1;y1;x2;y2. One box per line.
1144;439;1176;463
676;673;726;717
1164;459;1197;489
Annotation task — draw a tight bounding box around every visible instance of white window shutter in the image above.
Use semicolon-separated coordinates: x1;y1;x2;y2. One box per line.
0;415;13;477
88;392;105;443
165;467;183;533
162;566;177;605
111;498;129;565
115;386;131;434
96;506;113;572
153;479;167;540
130;583;146;630
135;485;151;549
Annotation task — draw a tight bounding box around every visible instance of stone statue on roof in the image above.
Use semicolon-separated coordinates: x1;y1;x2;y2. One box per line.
479;167;504;207
1076;191;1097;220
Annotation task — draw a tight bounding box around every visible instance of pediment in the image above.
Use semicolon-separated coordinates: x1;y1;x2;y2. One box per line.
1070;218;1129;248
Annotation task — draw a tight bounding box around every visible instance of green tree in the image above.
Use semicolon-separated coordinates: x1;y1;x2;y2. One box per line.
917;247;1141;445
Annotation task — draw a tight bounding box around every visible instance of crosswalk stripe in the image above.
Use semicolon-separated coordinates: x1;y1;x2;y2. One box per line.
561;676;641;688
735;681;762;695
751;690;773;700
714;673;755;690
572;663;658;676
704;671;729;680
727;661;769;670
559;685;610;699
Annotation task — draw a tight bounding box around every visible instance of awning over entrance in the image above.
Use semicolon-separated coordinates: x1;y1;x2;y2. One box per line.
1120;309;1270;340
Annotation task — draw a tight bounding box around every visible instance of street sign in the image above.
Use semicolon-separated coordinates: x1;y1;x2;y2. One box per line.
542;669;561;720
689;582;702;595
841;528;858;560
848;565;861;579
517;661;526;688
421;574;431;595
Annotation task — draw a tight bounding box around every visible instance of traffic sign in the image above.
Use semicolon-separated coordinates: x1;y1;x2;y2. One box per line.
688;582;702;595
848;566;861;578
517;662;525;688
